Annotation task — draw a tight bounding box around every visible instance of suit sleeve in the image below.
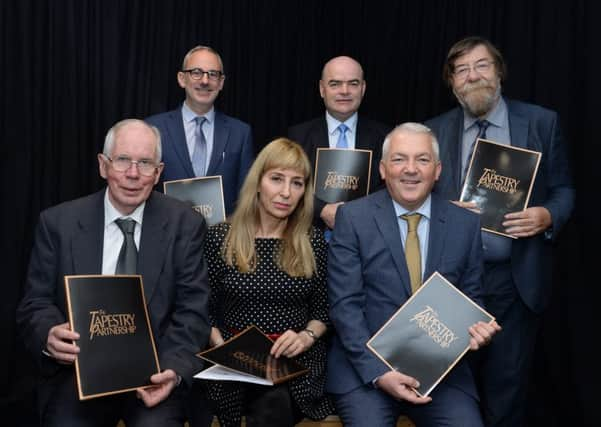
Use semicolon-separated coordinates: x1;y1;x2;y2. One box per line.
327;206;390;384
458;215;485;307
159;215;210;386
541;113;575;240
16;211;66;374
237;125;254;193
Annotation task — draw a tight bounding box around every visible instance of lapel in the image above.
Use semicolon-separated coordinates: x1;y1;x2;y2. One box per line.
424;194;447;280
72;191;105;274
137;193;168;301
507;101;529;149
372;191;413;296
168;110;195;177
207;111;229;174
449;108;464;195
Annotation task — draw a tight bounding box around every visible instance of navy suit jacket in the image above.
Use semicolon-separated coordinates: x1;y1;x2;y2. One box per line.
288;116;390;229
327;190;484;399
146;108;254;215
426;99;575;313
17;190;210;390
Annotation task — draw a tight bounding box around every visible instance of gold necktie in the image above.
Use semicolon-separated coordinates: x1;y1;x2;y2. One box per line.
401;213;422;293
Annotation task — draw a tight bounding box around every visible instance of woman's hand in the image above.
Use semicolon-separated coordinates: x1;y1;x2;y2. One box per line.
270;329;314;358
209;327;225;347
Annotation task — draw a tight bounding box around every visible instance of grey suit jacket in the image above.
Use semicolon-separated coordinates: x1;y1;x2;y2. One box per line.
17;190;210;387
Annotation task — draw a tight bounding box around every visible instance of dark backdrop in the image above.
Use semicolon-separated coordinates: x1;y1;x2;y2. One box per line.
2;1;597;426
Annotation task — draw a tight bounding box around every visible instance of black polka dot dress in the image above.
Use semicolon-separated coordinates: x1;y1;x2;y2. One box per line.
203;223;334;426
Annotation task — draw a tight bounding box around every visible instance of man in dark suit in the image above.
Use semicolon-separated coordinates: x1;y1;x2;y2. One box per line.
327;123;500;426
425;36;575;427
16;119;210;427
146;45;254;215
288;56;390;236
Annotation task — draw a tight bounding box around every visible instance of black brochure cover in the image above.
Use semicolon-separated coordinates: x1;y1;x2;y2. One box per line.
64;275;160;400
460;139;541;238
164;175;226;225
196;325;308;385
313;148;372;203
367;272;494;397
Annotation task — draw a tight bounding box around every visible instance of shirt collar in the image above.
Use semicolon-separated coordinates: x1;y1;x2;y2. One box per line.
103;188;145;228
391;194;432;221
463;96;507;131
182;102;215;124
325;111;358;136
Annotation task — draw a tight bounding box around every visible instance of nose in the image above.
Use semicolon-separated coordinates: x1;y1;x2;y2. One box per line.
404;159;418;173
199;73;210;84
280;183;291;198
125;162;140;177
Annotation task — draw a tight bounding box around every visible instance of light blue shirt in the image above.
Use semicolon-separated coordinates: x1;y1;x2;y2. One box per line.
182;102;216;175
461;97;511;174
325;111;358;149
392;195;432;279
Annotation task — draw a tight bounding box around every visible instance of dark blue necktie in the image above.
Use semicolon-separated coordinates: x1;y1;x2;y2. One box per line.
463;119;489;181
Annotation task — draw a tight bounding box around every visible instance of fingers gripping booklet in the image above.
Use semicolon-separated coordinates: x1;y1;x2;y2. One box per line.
194;325;308;386
367;272;495;396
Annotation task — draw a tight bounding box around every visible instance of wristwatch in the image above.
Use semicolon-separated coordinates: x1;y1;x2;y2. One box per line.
302;328;317;340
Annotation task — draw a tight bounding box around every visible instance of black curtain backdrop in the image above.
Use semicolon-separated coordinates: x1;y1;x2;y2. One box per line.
2;1;597;426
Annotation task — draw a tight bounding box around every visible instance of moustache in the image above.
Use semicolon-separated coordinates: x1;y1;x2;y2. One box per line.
460;80;494;94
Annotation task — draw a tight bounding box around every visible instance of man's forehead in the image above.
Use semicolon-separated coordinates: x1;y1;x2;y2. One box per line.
454;44;492;63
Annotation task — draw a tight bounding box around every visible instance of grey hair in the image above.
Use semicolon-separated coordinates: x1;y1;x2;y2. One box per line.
103;119;162;163
381;122;439;162
181;45;224;74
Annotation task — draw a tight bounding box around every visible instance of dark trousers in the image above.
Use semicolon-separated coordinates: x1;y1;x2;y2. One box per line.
40;368;186;427
474;262;540;427
333;382;483;427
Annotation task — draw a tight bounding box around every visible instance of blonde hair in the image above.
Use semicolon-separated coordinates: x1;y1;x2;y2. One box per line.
224;138;316;277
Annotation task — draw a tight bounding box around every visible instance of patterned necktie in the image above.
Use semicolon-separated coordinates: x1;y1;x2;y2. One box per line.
401;213;422;293
192;116;207;176
463;119;489;181
336;123;348;148
115;218;137;274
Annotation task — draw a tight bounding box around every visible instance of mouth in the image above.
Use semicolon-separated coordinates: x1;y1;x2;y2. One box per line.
401;178;421;186
273;202;291;210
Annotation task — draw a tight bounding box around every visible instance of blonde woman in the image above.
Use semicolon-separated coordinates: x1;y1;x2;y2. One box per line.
201;138;333;426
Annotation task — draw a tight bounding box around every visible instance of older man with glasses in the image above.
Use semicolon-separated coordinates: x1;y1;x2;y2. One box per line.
425;36;575;427
146;45;254;215
17;119;210;427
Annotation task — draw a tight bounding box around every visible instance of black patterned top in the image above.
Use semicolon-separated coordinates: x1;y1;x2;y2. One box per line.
203;222;333;426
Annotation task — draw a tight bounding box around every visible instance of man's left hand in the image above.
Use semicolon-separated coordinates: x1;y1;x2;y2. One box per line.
469;320;501;350
503;207;552;238
136;369;178;408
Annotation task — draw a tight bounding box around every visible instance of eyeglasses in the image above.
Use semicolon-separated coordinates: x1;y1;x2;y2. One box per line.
452;60;495;79
105;155;159;176
181;68;224;81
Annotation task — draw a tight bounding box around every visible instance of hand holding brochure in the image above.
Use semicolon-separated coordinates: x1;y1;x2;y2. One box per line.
194;325;308;385
367;272;494;396
65;275;160;400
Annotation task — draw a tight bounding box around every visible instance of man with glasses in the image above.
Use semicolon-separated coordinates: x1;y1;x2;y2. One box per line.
146;45;254;215
425;36;575;427
17;119;210;426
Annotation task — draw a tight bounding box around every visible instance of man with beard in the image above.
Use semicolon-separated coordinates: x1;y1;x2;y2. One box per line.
146;46;254;215
426;37;575;427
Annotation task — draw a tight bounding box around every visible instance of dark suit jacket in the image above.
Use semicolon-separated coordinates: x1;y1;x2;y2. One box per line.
288;116;390;229
17;190;210;389
146;108;254;215
327;190;484;400
425;98;575;313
